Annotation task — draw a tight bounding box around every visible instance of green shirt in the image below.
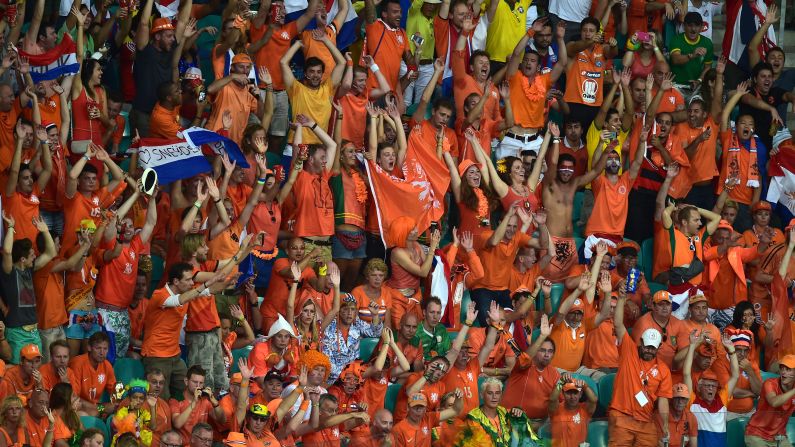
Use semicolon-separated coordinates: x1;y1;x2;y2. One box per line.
411;322;451;360
406;0;436;60
668;33;713;84
59;23;94;57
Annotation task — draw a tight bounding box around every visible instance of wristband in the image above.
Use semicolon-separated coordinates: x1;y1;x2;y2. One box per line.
552;138;561;144
194;200;202;209
83;154;91;161
257;177;267;183
6;226;13;231
464;320;473;327
97;404;105;415
318;264;328;276
199;288;212;297
241;379;249;387
369;63;380;73
346;59;353;67
214;198;222;204
311;123;318;130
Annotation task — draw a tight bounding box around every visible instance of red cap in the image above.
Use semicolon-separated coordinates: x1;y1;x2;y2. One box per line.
752;201;772;213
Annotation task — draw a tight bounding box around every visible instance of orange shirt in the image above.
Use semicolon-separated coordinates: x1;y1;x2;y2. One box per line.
549;318;593;372
0;366;37;401
653;220;673;280
206;81;258;144
470;230;531;291
744;227;785;308
363;20;408;93
451;48;501;122
61;183;127;256
717;130;758;205
669;226;707;286
609;332;673;422
38;363;78;392
351;285;395;324
656;409;698;447
207;221;243;261
392;411;440;447
250;22;298;90
94;236;145;308
585;173;634;237
501;353;560;419
32;258;68;330
703;245;758;309
148;103;182;139
563;44;606;107
467;327;515;368
508;265;541;293
0;99;22;150
169;397;213;440
260;259;316;330
583;319;619;369
340;92;369;148
300;25;338;82
675;118;719;184
550;404;591;447
456;117;500;164
142;286;188;358
441;360;480;416
361;374;392;418
632;313;691;371
2;185;42;243
26;413;72;447
746;378;795;441
393;372;445;422
23;95;62;132
186;262;222;333
291;170;335;238
129;299;148;341
651;87;685;114
69;354;116;404
247;340;301;378
509;72;551;129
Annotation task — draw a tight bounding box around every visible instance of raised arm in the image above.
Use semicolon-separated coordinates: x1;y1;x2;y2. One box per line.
721;82;748;132
280;41;303;90
136;0;156;50
750;4;777;68
410;60;444;124
5;123;26;198
548;21;568;83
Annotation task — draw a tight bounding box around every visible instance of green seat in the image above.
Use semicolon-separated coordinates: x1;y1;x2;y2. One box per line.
572;191;584;237
640;238;654;280
359;338;379;361
113;358;145;386
460;291;473;326
597;373;616;415
761;371;779;383
571;374;598;404
230;346;253;374
587;421;609;447
537;283;565;315
80;416;111;447
727;417;748;447
574;237;585;254
385;383;401;412
787;418;795;445
537;422;552;440
648;281;667;299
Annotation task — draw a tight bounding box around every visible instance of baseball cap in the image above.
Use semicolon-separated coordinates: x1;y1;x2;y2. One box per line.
689;293;707;305
408;393;428;407
672;383;690;398
652;290;671;303
20;344;42;360
700;370;719;382
616;240;640;257
569;298;585;314
249;403;271;418
562;382;580;393
224;432;246;446
511;285;533;298
780;355;795;369
150;17;175;35
232;53;253;65
752;201;772;213
697;341;716;358
184;67;203;80
229;373;243;385
457;159;482;178
716;219;734;232
640;328;663;349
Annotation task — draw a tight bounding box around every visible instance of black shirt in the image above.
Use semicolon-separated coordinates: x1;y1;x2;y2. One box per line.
132;43;177;113
738;86;787;151
0;266;38;327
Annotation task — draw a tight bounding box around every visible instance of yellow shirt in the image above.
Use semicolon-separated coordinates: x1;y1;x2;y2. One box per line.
485;0;532;62
406;0;436;60
287;79;334;145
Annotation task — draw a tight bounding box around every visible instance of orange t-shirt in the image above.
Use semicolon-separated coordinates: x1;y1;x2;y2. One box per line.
550;404;591;447
509;72;551;129
501;354;560;419
563;44;606;107
259;258;316;330
169;398;213;441
300;25;338;82
142;286;188;358
38;363;78;392
653;220;673;280
456;117;501;164
675;118;719;184
441;360;480;416
609;332;673;422
393;372;445;422
467;327;516;367
206;82;258;143
26;413;72;447
363;20;407;93
746;378;795;441
451;48;501;122
549;319;593;372
129;299;148;341
69;354;116;404
186;262;222;333
23;95;62;132
2;185;42;244
340;92;369;149
651;87;685;114
583;319;619;369
585;173;635;237
508;264;541;294
669;226;707;286
61;183;127;256
392;411;440;447
250;22;298;90
94;235;145;308
717;129;759;205
0;366;37;401
32;258;68;330
704;245;758;309
470;230;531;291
291;170;335;238
656;409;698;447
148;103;182;139
351;285;395;324
631;313;691;371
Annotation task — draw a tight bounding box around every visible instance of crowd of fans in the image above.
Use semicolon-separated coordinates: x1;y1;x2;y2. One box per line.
0;0;794;445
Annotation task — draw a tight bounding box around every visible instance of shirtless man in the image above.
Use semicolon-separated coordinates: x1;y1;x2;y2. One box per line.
541;123;610;281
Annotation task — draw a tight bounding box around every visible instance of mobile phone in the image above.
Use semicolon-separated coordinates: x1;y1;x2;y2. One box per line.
636;31;650;43
411;34;425;47
198;91;206;102
607;131;618;140
429;221;439;233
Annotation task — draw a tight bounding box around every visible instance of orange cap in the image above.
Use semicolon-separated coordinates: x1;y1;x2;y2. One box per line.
716;219;734;232
150;17;175;35
232;53;253;65
752;201;772;213
652;290;671;303
616;240;640;256
786;219;795;232
672;383;690;398
689;293;707;305
457;159;482;178
568;298;585;313
408;393;428;407
700;369;719;382
780;355;795;369
230;373;243;385
224;432;246;446
20;344;42;360
562;382;580;393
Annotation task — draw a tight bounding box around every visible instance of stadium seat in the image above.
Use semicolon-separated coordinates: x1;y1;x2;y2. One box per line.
640;238;654;280
727;417;748;447
572;191;584;237
587;421;609;447
648;282;667;300
597;373;616;414
787;418;795;444
230;346;253;374
81;415;111;447
385;383;401;412
359;338;379;361
113;358;145;386
761;371;779;383
538;283;565;314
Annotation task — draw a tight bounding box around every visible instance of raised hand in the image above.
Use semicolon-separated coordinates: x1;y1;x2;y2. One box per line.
577;272;592;291
222;110;233;130
666;162;680;178
328;262;341;287
486;300;500;324
238;357;254;380
230;304;245;321
430;229;442;248
32;215;48;233
298;365;308;386
533;208;548;227
548;122;560;138
195;179;208;202
598;270;612;293
311;28;326;41
205;176;220;200
258;66;272;85
460;230;474;252
766;3;779;24
540;278;552;297
539;313;552;337
183;18;198;38
595;241;609;257
735;81;749;96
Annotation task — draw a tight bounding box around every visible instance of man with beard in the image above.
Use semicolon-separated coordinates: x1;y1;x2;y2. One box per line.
541;122;609;281
362;0;413;97
582;123;645;260
94;184;157;359
131;0;192;137
498;18;567;157
739;62;795;153
206;53;265;144
171;365;226;440
281;31;346;147
337;55;391;149
39;340;78;390
632;290;692;372
299;0;350;83
610;289;673;446
678;84;722;210
684;331;740;446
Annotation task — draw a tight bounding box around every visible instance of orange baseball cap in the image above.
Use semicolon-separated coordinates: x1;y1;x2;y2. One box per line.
562;382;580;393
150;17;175;35
672;383;689;398
224;432;246;446
752;201;772;213
652;290;671;303
231;53;253;65
716;219;734;232
229;373;243;385
689;293;707;305
457;159;482;178
20;344;42;360
408;393;428;407
511;285;533;298
568;298;585;313
616;240;640;256
780;355;795;369
700;370;719;382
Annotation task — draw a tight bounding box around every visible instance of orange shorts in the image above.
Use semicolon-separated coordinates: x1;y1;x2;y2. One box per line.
608;411;659;447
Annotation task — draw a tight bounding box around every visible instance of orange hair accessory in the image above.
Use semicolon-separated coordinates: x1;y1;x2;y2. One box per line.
387;216;416;249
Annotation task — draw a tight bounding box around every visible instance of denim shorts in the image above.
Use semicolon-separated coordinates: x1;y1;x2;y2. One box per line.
331;229;367;259
65;309;102;340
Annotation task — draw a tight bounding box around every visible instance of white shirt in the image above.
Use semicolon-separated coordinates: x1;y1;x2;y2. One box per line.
678;1;723;41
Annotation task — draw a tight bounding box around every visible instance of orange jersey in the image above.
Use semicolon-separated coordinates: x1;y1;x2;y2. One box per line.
501;354;560;419
583;320;619;369
148;103;182;139
290;170;335;238
631;313;691;371
550;404;592;447
68;354;116;404
363;20;408;93
675;118;719;184
609;333;673;422
441;360;480;416
169;398;214;441
32;258;68;330
585;173;635;237
94;236;145;308
250;22;298;90
38;363;78;391
392;411;440;447
61;184;127;256
300;26;338;82
142;286;187;358
451;48;501;122
563;44;606;107
2;185;42;244
26;412;72;447
393;372;444;422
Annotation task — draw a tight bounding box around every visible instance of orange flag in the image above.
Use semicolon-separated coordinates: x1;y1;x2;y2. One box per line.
406;123;452;202
365;159;444;242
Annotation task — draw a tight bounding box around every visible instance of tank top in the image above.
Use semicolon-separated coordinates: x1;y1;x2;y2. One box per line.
72;87;105;144
630;53;656;79
331;169;367;228
387;245;423;291
500;186;539;212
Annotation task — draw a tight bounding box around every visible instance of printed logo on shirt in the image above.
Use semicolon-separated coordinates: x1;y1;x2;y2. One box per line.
581;79;598;104
280;31;290;40
650;367;659;378
430;392;439;402
29;194;39;204
396;34;404;44
572;412;582;424
618;185;627;195
98;373;106;384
